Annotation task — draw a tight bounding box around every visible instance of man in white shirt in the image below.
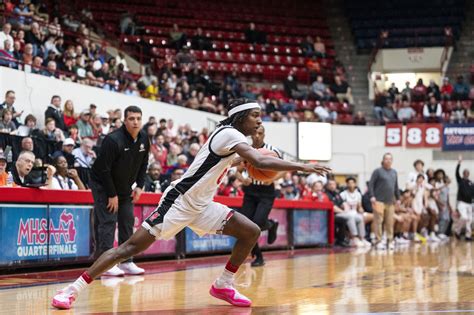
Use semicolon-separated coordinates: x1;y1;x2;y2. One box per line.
72;138;96;168
0;23;14;52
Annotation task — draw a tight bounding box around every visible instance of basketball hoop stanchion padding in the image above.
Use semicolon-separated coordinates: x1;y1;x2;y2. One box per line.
0;187;334;267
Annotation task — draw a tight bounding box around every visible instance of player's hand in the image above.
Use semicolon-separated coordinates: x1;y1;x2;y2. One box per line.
131;187;143;203
107;196;119;213
458;154;463;164
301;164;332;176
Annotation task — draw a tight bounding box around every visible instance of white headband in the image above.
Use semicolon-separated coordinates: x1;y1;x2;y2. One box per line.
228;102;260;117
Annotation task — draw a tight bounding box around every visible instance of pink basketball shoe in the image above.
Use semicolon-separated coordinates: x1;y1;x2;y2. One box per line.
51;286;77;309
209;283;252;307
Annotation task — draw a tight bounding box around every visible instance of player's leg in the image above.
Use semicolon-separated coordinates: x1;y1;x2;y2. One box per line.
52;228;156;309
117;195;144;274
191;202;259;307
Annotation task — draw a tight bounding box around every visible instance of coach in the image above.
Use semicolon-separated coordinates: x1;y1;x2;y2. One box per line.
90;105;150;276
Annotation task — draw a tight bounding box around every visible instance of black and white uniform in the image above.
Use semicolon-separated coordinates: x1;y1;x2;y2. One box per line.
240;143;281;229
142;126;248;239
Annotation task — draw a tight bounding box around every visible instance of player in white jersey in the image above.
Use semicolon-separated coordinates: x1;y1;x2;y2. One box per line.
52;98;331;309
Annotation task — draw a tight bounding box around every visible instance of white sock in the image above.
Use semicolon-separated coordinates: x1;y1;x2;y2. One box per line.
70;275;90;294
215;269;235;288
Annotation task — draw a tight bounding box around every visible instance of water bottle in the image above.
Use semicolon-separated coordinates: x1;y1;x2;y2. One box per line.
6;172;13;187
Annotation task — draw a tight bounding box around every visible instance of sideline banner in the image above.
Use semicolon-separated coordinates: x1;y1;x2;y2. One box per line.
293;210;328;246
442;123;474;151
185;228;236;254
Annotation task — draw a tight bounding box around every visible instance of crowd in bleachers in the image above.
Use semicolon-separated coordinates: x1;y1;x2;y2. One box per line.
373;77;473;125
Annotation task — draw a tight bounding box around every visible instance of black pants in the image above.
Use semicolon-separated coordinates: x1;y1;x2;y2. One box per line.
90;179;134;262
239;191;276;259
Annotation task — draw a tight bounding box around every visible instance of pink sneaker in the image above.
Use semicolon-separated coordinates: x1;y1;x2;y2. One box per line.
209;283;252;307
51;287;77;310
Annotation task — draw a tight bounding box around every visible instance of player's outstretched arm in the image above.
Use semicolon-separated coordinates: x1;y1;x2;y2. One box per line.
233;143;331;176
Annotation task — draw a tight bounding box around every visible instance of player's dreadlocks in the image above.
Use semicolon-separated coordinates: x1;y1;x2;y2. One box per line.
218;98;256;128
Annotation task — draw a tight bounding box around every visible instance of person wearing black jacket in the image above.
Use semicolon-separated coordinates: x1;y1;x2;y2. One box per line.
44;95;66;132
453;155;473;241
89;105;150;276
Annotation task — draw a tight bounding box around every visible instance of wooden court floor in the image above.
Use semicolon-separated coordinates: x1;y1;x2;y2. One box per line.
0;241;473;314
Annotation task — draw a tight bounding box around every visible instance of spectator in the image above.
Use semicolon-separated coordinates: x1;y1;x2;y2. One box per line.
144;162;165;193
41;118;65;142
218;175;243;197
313;36;326;58
325;179;350;247
440;77;453;100
68;124;81;144
51;138;76;167
412;78;427;101
0;39;16;68
186;143;200;165
45;95;66;132
434;169;452;238
394;190;415;244
0;152;9;186
72;138;96;168
12;150;35;186
160;168;184;192
63;99;78;127
100;113;110;135
401;81;412;101
22;43;33;64
300;35;315;57
0;23;14;52
144;79;159;101
387;83;400;103
191;27;212;50
423;96;443;123
452;76;470;100
0;90;22;127
369;153;400;250
340;177;371;247
20;136;34;153
0;109;17;133
25;22;44;56
77;109;93;138
310;75;330;101
352;111;367;125
31;55;43;74
137;67;157;90
314;103;337;123
406;159;427;190
397;99;416;123
330;75;353;104
453;155;472;241
427;79;440;100
450;100;468;124
169;23;186;51
244;22;266;45
382;102;398;123
20;114;38;136
283;72;305;99
303;181;330;202
124;81;140;97
175;47;196;72
48;155;85;190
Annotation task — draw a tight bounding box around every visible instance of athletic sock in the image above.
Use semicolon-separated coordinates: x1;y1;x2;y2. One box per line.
70;271;93;293
215;261;239;288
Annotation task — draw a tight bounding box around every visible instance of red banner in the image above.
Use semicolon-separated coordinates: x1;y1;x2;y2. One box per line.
406;123;442;148
385;124;403;147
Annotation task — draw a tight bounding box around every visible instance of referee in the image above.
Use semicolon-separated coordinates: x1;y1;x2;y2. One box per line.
90;105;150;276
238;125;280;267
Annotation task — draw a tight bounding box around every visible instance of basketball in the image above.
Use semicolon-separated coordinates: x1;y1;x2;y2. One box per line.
246;148;280;182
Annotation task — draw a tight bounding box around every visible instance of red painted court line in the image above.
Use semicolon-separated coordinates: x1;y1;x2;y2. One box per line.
0;247;347;289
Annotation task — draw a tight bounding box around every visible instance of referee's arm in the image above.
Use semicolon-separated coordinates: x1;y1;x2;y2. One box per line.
95;136;120;197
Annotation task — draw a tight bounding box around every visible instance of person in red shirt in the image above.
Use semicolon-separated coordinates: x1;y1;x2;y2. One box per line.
218;175;244;197
440;77;453;100
63;100;78;127
412;78;427;101
303;181;330;202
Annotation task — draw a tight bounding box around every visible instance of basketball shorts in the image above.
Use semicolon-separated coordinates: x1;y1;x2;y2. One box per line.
141;186;234;240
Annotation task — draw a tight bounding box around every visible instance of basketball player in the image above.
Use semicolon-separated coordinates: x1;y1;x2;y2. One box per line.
52;98;331;309
237;125;281;267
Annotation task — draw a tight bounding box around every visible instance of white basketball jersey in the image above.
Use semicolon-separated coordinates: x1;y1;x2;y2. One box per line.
171;125;248;211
